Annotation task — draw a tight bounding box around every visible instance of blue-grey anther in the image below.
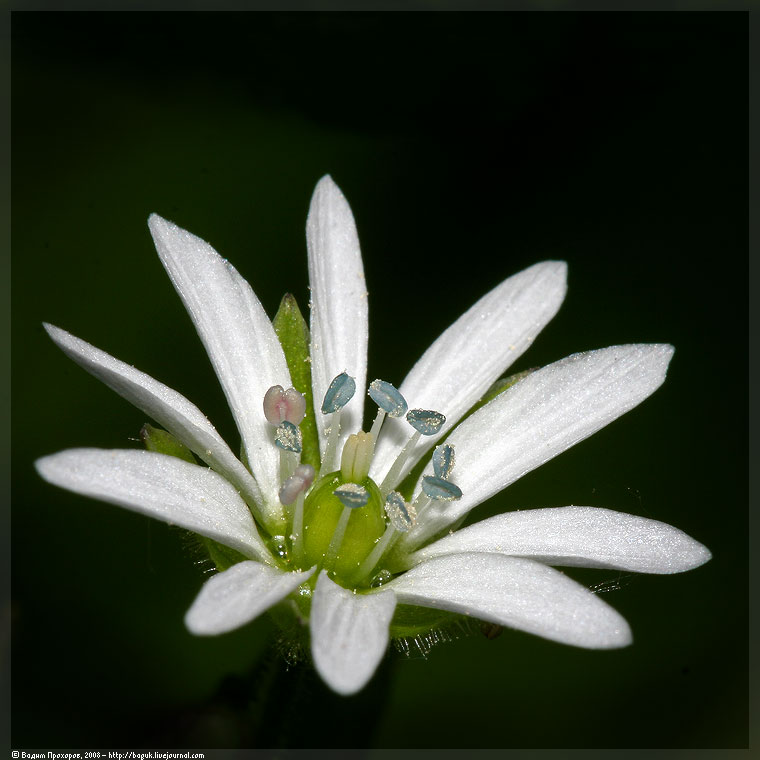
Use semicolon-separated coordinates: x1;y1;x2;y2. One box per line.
321;372;356;414
433;444;456;479
333;483;370;509
384;491;415;532
406;409;446;436
368;379;408;417
274;421;302;453
422;475;462;501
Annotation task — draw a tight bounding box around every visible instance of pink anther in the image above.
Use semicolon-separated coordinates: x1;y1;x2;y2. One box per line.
278;464;316;505
263;385;306;425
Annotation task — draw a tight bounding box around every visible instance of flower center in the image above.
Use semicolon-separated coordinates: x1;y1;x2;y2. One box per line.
301;471;385;581
262;375;462;591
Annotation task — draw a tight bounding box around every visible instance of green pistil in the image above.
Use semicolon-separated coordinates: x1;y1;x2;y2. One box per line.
301;472;385;585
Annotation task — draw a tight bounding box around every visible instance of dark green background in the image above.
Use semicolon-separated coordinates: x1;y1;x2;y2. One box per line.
12;12;747;748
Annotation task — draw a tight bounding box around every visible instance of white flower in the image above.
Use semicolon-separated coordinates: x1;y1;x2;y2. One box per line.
36;176;711;696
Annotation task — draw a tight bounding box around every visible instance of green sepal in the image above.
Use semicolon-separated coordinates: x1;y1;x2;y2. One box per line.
390;604;474;648
273;293;320;469
388;603;460;638
140;423;197;463
201;536;249;572
396;367;536;500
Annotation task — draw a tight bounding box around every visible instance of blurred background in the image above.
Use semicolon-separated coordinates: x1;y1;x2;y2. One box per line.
12;11;747;749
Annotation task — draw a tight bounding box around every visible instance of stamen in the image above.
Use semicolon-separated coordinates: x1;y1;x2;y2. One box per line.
368;379;408;449
323;484;369;570
406;408;446;436
340;432;374;483
368;379;408;417
280;464;315;567
292;490;308;567
411;490;433;522
322;414;342;473
432;444;456;480
413;475;462;525
353;491;415;583
333;483;370;509
379;408;446;497
421;475;462;501
378;430;420;498
275;420;302;486
385;490;417;532
275;421;302;453
323;506;352;570
279;463;315;506
264;385;306;425
321;372;356;414
321;372;356;472
369;408;385;443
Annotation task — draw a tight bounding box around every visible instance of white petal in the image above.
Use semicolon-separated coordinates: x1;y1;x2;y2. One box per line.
402;344;674;550
306;177;368;468
35;448;272;564
149;215;291;516
408;506;712;574
310;570;396;696
370;261;567;485
44;323;265;512
185;561;315;635
385;553;631;649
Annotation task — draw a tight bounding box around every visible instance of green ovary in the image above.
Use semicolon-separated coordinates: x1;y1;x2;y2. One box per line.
301;472;386;586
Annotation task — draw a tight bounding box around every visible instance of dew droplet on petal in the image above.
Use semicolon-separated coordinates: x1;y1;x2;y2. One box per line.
370;569;393;588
